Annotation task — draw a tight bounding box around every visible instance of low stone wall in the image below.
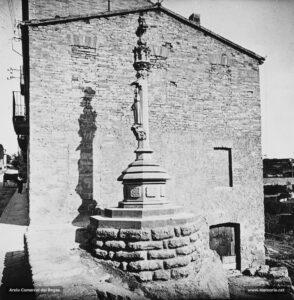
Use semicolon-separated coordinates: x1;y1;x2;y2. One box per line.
87;221;206;282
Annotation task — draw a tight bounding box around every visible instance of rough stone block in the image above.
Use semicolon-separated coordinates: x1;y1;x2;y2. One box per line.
96;228;118;240
271;276;292;288
148;249;176;260
268;266;288;279
176;244;196;256
171;265;192;279
256;264;270;277
133;271;154;282
115;251;147;261
153;269;170;281
120;261;128;271
128;260;163;272
190;250;200;262
168;237;190;249
174;227;181;237
105;240;126;250
189;232;199;243
127;241;163;251
180;223;198;236
151;227;174;240
163;256;191;269
94;249;108;259
108;251;115;259
108;260;121;268
91;238;103;248
163;240;168;249
119;229;151;241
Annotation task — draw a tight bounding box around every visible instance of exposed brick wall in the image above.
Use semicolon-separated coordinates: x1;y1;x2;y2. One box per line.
28;0;154;20
27;10;264;269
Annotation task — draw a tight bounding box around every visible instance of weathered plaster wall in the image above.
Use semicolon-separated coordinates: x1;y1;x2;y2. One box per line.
28;0;154;20
28;10;264;269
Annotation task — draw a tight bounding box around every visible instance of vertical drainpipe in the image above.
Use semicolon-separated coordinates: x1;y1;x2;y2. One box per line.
22;0;29;21
108;0;110;12
20;23;30;191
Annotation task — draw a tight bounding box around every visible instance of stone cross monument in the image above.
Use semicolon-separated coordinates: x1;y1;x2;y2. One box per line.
88;15;205;283
117;15;171;211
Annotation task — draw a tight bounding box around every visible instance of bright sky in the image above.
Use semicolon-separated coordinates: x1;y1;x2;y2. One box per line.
0;0;293;158
0;0;21;155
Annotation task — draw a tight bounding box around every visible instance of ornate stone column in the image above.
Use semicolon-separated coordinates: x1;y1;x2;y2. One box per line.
117;15;170;209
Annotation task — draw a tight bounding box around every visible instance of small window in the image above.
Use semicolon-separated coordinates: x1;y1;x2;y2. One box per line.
209;53;231;66
213;147;233;187
221;54;229;66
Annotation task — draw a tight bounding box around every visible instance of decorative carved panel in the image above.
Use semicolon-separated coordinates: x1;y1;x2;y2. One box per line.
145;186;157;198
130;186;141;198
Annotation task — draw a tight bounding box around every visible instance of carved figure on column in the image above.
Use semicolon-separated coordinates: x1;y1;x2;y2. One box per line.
131;81;146;141
130;14;152;145
131;82;142;125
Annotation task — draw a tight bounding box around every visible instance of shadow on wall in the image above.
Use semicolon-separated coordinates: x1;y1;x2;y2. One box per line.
72;87;98;227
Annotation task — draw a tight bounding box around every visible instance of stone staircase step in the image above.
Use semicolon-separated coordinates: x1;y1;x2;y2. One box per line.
104;205;181;218
90;212;196;229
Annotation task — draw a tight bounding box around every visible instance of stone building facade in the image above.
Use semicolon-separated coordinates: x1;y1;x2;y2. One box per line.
20;0;265;278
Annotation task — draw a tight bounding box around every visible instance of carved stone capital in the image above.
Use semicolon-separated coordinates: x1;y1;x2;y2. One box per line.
131;124;147;141
134;67;150;79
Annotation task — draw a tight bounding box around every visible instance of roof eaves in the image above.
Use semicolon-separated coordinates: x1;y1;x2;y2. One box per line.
20;5;157;27
20;3;265;64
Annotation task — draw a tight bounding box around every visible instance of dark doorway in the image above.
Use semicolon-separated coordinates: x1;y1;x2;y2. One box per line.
209;223;241;270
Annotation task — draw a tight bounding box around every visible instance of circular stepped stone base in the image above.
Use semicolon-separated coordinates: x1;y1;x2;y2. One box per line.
87;214;206;282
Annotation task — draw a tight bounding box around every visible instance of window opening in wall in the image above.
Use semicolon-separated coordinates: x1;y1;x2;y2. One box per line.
209;223;241;270
213;147;233;187
221;53;229;66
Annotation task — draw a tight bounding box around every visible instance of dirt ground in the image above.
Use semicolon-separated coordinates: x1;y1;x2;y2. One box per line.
226;235;294;300
228;273;294;300
266;235;294;282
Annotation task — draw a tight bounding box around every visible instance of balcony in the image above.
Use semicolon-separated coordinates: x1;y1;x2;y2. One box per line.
20;66;25;95
18;135;28;152
13;91;28;136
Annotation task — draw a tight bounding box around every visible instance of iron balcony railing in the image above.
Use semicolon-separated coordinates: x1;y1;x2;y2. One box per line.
12;91;28;135
13;91;26;118
20;66;25;95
